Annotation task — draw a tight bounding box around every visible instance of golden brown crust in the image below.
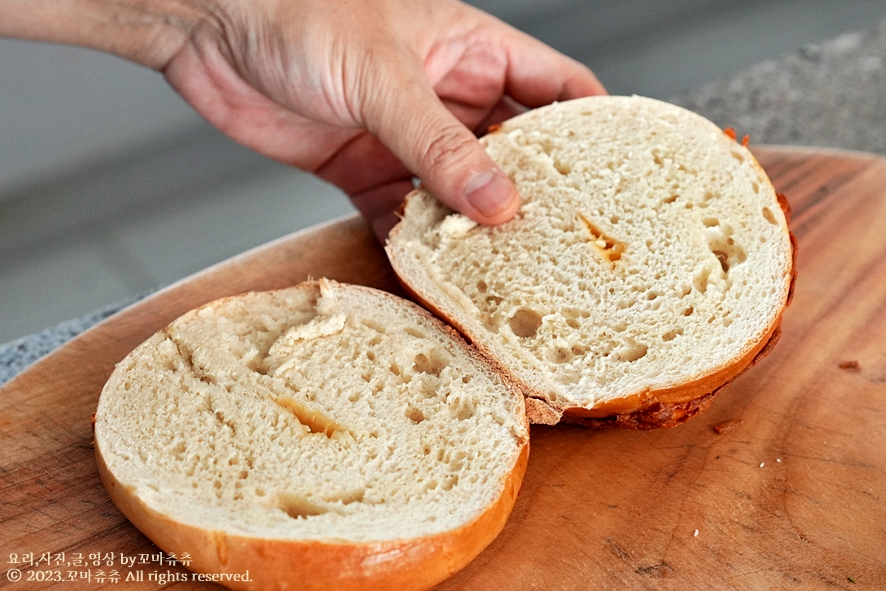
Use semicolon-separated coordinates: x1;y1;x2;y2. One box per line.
95;432;529;591
559;321;783;429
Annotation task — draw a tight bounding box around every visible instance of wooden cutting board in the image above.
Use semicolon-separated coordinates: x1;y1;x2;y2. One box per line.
1;146;884;590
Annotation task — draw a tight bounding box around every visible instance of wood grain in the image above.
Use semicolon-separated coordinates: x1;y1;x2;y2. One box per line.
1;147;884;590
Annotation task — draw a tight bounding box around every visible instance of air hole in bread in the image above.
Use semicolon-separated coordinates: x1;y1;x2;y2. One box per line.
683;307;695;316
617;340;648;362
508;308;543;338
275;395;343;438
417;374;441;399
441;475;459;491
577;214;625;265
662;194;678;204
450;397;476;421
706;223;747;275
405;406;425;424
476;280;488;293
413;350;448;376
404;327;425;339
276;493;330;519
662;328;683;342
762;207;777;225
731;150;745;162
548;346;573;364
713;251;730;273
554;160;572;175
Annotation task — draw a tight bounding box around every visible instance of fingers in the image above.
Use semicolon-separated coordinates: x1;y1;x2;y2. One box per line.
313;131;415;240
360;62;520;226
349;180;413;241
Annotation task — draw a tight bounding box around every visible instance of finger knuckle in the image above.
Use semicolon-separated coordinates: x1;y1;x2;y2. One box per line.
419;122;476;173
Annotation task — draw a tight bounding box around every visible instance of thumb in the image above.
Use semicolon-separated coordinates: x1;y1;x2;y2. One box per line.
361;70;520;225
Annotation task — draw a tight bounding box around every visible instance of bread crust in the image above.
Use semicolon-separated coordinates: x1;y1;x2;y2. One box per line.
559;322;783;429
95;443;528;591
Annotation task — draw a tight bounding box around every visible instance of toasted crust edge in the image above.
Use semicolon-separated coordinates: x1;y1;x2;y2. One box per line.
95;443;529;591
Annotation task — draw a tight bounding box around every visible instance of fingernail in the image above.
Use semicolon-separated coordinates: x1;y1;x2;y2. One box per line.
465;170;516;217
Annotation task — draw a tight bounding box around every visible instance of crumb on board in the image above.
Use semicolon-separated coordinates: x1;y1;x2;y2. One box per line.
838;360;860;370
759;462;765;468
714;418;743;435
693;529;699;537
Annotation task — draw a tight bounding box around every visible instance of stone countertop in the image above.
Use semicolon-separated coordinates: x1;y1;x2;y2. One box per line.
3;20;886;387
676;19;886;153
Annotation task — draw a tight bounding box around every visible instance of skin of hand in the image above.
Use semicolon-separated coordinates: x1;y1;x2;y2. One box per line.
1;0;606;238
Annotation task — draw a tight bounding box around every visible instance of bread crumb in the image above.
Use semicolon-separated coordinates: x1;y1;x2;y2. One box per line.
759;462;765;468
713;418;742;435
839;360;860;371
776;458;782;463
693;529;699;537
438;214;478;238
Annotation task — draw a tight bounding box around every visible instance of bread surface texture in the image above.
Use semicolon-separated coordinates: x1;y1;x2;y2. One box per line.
94;279;529;591
386;95;794;426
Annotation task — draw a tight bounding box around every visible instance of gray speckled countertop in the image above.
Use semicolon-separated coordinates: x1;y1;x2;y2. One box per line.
3;20;886;387
676;19;886;153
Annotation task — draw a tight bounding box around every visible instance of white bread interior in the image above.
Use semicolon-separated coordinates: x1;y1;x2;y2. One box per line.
94;279;528;591
386;96;794;427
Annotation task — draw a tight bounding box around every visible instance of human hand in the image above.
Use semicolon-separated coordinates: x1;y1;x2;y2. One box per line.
161;0;606;238
0;0;605;239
